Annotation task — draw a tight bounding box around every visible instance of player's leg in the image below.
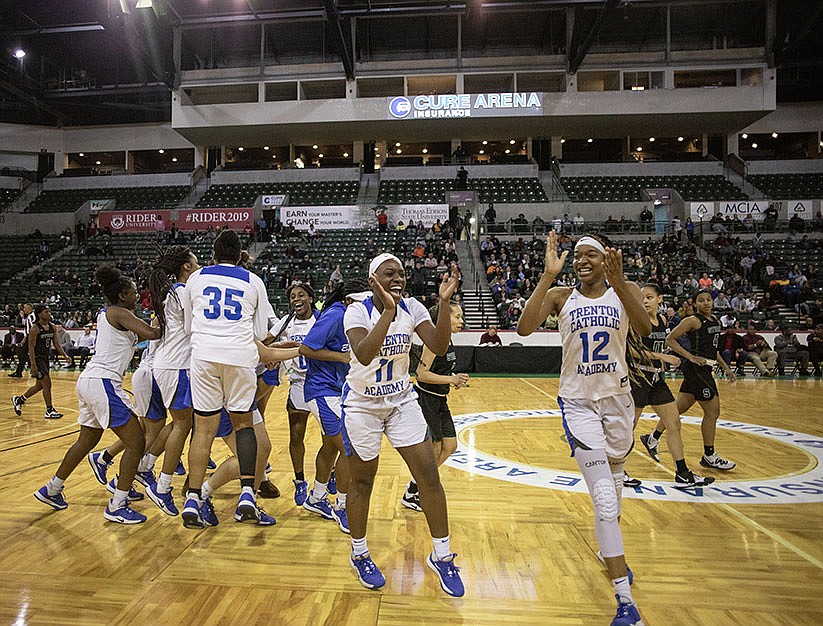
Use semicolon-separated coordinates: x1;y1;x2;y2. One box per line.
107;414;148;523
697;395;735;470
35;425;104;510
226;363;260;523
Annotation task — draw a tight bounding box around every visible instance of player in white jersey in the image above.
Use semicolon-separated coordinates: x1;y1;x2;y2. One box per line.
281;283;320;505
179;230;274;529
34;264;162;524
517;232;651;626
343;253;464;597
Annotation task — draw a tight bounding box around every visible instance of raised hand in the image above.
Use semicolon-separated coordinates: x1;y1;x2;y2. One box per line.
452;372;470;388
544;230;568;277
369;272;397;312
439;262;461;302
603;247;626;286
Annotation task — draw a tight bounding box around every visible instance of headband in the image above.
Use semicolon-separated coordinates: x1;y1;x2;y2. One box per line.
574;236;606;255
368;252;403;276
346;291;372;302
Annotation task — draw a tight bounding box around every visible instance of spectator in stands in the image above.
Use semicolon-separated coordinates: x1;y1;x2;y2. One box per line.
484;203;496;224
720;327;747;376
774;328;810;376
329;265;344;286
814;211;823;232
376;208;388;232
573;212;585;233
698;272;713;289
788;213;805;234
456;166;468;190
69;324;96;369
684;217;696;242
730;292;751;312
741;325;777;376
2;325;25;368
452;145;468;161
764;204;778;229
464;209;472;239
714;291;731;310
396;220;406;232
639;206;653;233
720;310;738;329
665;306;681;331
479;325;502;346
808;324;823;377
604;215;618;233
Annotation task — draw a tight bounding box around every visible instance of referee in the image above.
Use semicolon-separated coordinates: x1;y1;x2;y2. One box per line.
8;303;35;377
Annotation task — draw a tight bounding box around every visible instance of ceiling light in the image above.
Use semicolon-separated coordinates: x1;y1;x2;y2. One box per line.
677;136;684;142
509;139;516;144
741;133;748;139
375;153;380;158
395;142;401;147
78;152;84;157
14;49;25;59
158;149;164;154
636;147;643;152
505;149;510;154
421;148;428;154
771;132;778;138
479;150;484;154
751;143;758;148
343;152;349;157
237;146;244;151
482;140;488;145
560;139;565;144
172;157;178;162
649;137;655;142
96;160;101;165
819;141;823;148
396;149;402;154
272;154;277;158
312;144;318;149
135;0;153;8
263;146;269;150
318;153;324;158
373;147;378;151
587;138;593;143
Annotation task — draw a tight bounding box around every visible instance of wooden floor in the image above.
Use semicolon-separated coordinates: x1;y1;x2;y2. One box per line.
1;370;822;626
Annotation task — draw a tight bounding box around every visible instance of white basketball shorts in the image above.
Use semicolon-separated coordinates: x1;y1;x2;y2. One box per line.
190;358;256;414
77;377;135;430
557;392;635;460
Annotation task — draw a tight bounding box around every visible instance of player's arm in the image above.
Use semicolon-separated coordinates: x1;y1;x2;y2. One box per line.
298;345;350;363
603;249;651;337
348;276;396;366
414;266;461;356
518;231;568;336
252;277;273;341
715;349;736;382
300;310;350;363
107;307;162;341
415;345;465;387
256;341;300;363
28;325;40;375
665;317;704;365
181;277;193;335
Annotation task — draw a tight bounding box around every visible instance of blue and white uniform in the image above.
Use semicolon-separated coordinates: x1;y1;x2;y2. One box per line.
557;285;634;458
76;308;139;429
342;296;432;461
256;313;283;387
283;311;319;412
132;340;166;421
181;263;273;414
153;283;193;411
302;302;349;436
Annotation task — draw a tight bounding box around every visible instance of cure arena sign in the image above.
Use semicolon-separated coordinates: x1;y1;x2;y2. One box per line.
388;92;543;120
445;410;823;504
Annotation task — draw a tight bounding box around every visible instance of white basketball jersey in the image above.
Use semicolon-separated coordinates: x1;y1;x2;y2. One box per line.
558;285;630;401
182;264;273;368
153;283;191;370
139;338;158;370
283;313;318;383
81;308;138;381
343;297;430;399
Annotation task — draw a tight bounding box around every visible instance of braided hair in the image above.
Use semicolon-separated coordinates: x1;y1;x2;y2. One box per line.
147;245;193;336
625;282;660;384
321;276;370;313
95;264;133;307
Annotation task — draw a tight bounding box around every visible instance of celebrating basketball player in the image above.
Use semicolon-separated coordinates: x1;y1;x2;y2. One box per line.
517;231;648;626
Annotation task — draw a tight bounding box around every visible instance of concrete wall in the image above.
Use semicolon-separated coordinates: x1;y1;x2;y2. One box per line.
211;167;360;185
0;175;24;189
0;211;76;236
741;102;823;135
559;161;724;177
43;172;193;190
745;159;823;175
486;201;646;224
380;164;538;180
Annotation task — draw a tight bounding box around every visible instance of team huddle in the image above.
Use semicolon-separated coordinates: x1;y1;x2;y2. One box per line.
26;228;738;625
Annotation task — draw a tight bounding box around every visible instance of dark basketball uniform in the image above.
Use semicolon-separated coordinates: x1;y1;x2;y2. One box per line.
631;313;675;408
679;313;721;401
414;343;457;441
31;321;54;380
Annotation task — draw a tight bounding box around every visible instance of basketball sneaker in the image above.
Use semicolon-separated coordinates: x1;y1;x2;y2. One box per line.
258;480;280;498
674;470;715;489
146;483;179;516
200;497;218;527
182;495;205;529
293;479;308;506
426;553;465;597
87;451;111;485
33;485;67;510
622;472;642;488
639;434;660;462
207;457;217;470
135;469;157;488
104;503;147;525
700;454;736;471
401;492;422;512
106;477;144;501
596;551;634;586
303;492;335;520
332;504;350;534
257;506;276;526
327;469;337;495
44;408;63;419
12;395;25;416
350;553;386;590
174;460;186;476
235;490;259;524
265;462;272;474
611;596;644;626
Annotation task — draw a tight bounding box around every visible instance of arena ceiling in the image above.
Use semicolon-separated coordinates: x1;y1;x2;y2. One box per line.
0;0;820;128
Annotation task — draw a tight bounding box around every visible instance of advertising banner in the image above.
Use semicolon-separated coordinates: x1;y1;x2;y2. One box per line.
776;199;815;220
689;200;773;221
98;209;171;233
176;208;255;231
389;204;449;227
281;205;357;230
387;92;543;120
89;199;114;213
261;194;287;207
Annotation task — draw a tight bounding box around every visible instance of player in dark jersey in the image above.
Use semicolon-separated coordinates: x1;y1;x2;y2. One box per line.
12;304;69;420
631;285;715;487
643;289;736;471
402;301;468;511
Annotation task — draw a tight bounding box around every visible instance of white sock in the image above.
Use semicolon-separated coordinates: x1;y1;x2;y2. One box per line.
241;485;255;497
351;536;369;557
157;472;173;494
46;475;65;496
201;480;214;500
432;535;451;560
613;575;633;604
138;452;158;473
336;492;347;509
111;488;130;510
312;480;328;501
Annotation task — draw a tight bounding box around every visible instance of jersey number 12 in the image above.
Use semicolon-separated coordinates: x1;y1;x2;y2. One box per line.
580;331;610;363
